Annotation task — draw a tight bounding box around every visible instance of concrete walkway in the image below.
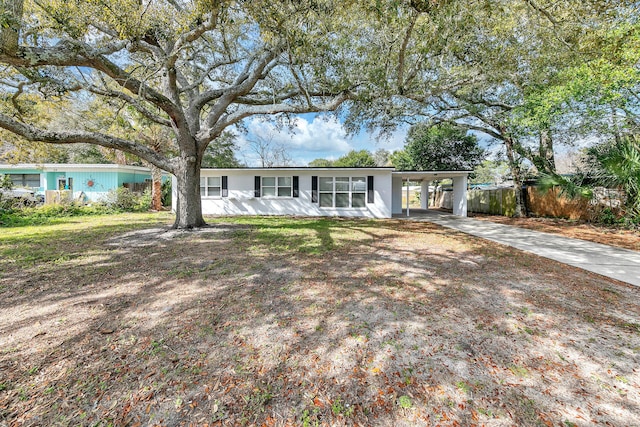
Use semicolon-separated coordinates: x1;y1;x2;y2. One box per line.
395;210;640;287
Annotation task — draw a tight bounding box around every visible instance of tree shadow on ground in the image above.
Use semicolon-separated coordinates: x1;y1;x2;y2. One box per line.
1;217;639;426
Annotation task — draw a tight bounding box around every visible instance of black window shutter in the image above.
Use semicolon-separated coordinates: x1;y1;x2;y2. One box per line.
222;176;228;197
293;176;299;197
311;176;318;203
254;176;261;197
367;176;374;203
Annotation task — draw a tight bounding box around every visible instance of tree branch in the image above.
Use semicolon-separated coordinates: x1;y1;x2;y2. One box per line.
0;112;175;172
0;40;187;129
205;91;350;142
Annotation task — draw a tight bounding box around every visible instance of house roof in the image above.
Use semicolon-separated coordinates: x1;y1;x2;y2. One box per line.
202;167;396;171
392;170;472;180
202;168;471;178
0;163;151;173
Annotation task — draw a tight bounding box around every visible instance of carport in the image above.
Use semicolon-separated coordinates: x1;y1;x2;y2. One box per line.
391;171;471;217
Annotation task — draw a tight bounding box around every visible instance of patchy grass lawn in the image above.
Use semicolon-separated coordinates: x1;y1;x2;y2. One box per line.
1;213;639;426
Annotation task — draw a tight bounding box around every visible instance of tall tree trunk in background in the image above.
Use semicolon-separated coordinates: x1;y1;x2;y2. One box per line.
538;128;556;174
150;164;163;211
503;131;526;217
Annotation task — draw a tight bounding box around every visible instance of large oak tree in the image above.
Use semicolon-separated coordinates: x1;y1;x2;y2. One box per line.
0;0;373;228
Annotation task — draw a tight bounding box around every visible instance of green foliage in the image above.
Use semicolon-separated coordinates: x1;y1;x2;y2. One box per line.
0;193;35;212
401;123;484;171
0;203;114;227
398;395;412;409
308;158;334;167
330;397;354;417
102;187;150;212
201;132;242;168
161;179;172;207
389;149;412;171
537;173;593;201
538;135;640;225
471;160;510;184
333;150;377;167
137;188;153;211
0;173;13;190
587;135;640;216
66;144;111;164
373;148;391;166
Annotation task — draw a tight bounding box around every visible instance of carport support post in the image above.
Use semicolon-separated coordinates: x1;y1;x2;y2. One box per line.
452;175;468;217
406;178;410;217
420;180;429;210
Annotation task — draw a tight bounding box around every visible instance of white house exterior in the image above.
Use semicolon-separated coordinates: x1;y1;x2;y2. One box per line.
172;167;471;218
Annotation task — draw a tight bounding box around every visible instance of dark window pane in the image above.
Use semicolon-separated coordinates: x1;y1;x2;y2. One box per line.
335;192;349;207
262;187;276;197
278;187;291;197
262;177;276;186
352;193;366;207
319;193;333;207
319;177;333;191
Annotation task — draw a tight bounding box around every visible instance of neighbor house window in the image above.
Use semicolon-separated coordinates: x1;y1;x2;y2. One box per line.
9;173;40;188
318;177;366;208
200;176;221;197
262;176;292;197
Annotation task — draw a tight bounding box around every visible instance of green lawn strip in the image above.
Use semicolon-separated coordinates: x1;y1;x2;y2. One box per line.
0;212;174;266
206;216;380;254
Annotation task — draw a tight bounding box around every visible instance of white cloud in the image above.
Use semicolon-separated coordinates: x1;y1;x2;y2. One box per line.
246;116;352;152
235;116;356;166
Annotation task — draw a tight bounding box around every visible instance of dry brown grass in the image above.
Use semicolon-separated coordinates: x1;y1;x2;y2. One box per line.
471;213;640;252
1;214;639;426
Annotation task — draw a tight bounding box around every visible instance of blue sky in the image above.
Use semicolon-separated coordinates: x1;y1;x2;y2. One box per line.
235;114;408;166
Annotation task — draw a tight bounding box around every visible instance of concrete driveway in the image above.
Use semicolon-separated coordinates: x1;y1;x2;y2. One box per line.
395;210;640;287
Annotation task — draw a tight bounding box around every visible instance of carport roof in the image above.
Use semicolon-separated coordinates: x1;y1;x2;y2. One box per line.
392;170;472;180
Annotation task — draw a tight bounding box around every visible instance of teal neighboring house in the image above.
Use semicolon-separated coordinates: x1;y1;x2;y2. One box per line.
0;163;152;202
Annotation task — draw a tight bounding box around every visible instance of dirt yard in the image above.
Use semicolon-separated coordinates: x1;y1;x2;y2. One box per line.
1;214;639;426
471;213;639;252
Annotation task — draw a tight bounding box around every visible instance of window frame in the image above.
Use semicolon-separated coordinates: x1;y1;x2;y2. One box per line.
200;176;222;198
318;176;367;209
9;173;40;188
261;176;293;198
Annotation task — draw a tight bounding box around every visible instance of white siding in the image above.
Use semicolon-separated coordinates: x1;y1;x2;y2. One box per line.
178;169;393;218
391;176;403;214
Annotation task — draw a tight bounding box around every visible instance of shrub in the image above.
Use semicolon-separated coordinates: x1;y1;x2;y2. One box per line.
0;203;114;227
0;193;37;212
161;179;172;207
137;188;153;211
102;187;139;211
598;207;618;226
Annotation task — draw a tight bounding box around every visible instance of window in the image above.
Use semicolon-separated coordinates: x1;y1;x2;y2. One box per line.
319;177;367;208
262;176;292;197
200;176;221;197
9;173;40;188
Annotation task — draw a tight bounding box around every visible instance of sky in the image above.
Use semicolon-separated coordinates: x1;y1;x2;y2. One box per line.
234;114;408;167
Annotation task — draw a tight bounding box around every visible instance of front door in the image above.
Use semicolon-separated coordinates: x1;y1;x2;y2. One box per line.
57;177;73;191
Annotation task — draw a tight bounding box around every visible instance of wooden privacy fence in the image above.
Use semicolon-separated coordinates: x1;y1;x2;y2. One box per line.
435;186;605;219
467;188;516;217
44;190;73;205
525;186;590;220
123;181;151;193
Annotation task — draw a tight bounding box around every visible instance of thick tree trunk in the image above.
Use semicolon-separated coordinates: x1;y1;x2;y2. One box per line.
173;155;206;229
538;128;556;174
150;164;163;211
503;134;526;218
